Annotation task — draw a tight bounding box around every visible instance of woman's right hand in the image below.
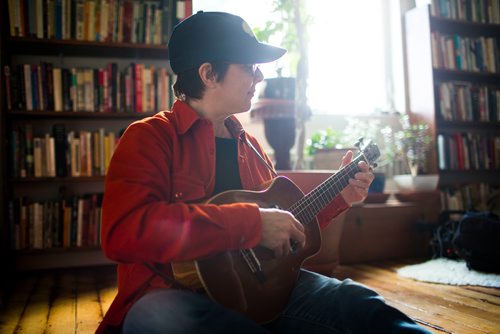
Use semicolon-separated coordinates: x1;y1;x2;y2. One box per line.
258;208;306;257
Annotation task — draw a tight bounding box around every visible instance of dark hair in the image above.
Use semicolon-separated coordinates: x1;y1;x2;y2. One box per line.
172;62;230;100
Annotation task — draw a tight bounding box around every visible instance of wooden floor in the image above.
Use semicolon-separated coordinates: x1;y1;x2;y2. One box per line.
0;260;499;333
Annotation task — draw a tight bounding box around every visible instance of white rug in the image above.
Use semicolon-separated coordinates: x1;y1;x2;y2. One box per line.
397;258;500;287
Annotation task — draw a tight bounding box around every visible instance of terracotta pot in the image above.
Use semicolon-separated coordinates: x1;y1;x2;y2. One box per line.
313;148;354;170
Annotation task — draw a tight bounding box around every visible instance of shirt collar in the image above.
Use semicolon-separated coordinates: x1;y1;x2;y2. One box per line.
172;100;247;141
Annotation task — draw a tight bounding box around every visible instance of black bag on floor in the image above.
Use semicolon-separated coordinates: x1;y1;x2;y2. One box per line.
430;211;461;260
452;211;500;273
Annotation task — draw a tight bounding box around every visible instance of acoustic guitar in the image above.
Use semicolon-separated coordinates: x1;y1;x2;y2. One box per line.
171;140;380;323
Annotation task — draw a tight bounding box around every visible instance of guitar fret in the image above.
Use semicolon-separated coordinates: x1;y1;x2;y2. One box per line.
290;155;365;224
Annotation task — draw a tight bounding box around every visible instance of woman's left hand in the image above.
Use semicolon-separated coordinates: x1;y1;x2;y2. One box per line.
339;150;375;205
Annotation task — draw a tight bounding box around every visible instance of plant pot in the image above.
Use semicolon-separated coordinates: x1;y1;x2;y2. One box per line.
393;174;439;193
313;148;354;170
251;77;297;170
263;117;296;170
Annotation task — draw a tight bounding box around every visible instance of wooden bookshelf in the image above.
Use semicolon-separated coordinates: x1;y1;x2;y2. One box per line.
7;37;169;58
7;110;156;119
15;247;112;271
405;2;500;211
1;0;190;271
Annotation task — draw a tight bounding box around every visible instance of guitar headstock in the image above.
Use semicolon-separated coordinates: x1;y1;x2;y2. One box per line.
355;138;380;167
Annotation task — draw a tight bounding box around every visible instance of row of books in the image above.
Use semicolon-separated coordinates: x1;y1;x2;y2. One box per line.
438;82;500;122
11;124;118;179
4;62;174;113
440;183;498;212
431;32;498;73
437;133;500;170
7;0;192;44
8;193;103;250
430;0;500;24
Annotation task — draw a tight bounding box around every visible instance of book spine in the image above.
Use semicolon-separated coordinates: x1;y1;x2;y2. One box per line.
122;0;133;43
33;137;42;177
4;66;12;110
53;67;63;111
31;65;39;111
11;127;20;178
53;123;68;177
100;0;109;42
135;63;142;112
62;68;72;111
7;0;17;36
24;64;33;111
12;65;25;109
37;64;45;111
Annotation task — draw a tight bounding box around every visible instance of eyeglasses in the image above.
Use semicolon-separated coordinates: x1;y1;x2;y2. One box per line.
221;62;260;77
238;64;259;76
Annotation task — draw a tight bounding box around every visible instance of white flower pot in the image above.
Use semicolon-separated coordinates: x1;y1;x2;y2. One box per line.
393;174;439;193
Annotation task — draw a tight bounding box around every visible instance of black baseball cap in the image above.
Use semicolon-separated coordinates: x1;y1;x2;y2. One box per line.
168;11;286;74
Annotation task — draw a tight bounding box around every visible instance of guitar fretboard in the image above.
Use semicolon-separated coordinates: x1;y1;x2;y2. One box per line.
288;155;364;225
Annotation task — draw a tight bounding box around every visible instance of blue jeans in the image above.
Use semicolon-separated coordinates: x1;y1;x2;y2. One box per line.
123;269;431;333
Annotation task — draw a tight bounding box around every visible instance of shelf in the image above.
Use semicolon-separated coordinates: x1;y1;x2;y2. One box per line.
1;0;181;272
15;247;112;271
439;170;500;186
7;37;169;59
436;120;500;132
405;4;500;211
430;15;500;37
12;176;106;183
7;110;156;119
433;69;500;84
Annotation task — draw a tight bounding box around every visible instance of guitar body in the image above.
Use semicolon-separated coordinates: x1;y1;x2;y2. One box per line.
196;176;322;324
171;140;380;324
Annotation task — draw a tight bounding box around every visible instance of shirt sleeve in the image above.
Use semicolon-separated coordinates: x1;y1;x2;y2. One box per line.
317;195;351;229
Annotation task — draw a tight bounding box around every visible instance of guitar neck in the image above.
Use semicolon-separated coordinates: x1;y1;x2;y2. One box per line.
288;154;365;225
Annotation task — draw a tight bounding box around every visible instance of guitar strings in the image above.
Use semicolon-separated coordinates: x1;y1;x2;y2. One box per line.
287;156;364;225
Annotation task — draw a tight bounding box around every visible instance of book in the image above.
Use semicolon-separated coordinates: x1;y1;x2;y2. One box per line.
52;123;67;177
23;64;33;111
70;134;81;177
4;65;12;110
75;0;85;40
37;64;45;111
32;202;44;249
24;124;34;177
61;68;72;111
33;137;43;177
45;133;56;177
122;0;133;43
135;63;143;112
53;67;63;111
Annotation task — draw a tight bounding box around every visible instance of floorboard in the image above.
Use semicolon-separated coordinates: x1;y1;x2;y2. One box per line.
0;260;498;334
332;261;500;334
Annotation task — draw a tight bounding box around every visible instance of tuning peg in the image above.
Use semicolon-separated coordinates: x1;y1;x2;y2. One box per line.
372;163;378;169
354;137;364;148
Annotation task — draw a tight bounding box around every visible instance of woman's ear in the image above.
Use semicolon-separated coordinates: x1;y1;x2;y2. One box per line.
198;63;217;88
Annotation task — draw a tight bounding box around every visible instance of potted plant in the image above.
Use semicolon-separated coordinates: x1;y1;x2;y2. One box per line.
392;115;439;193
304;127;352;170
251;0;310;170
306;118;396;194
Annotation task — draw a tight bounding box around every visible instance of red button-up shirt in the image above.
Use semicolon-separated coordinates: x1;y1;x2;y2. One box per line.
97;100;349;333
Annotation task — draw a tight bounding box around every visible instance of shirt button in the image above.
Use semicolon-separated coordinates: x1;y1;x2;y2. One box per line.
174;192;183;199
240;236;246;244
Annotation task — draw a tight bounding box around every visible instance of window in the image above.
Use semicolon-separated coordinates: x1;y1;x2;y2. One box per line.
192;0;406;116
